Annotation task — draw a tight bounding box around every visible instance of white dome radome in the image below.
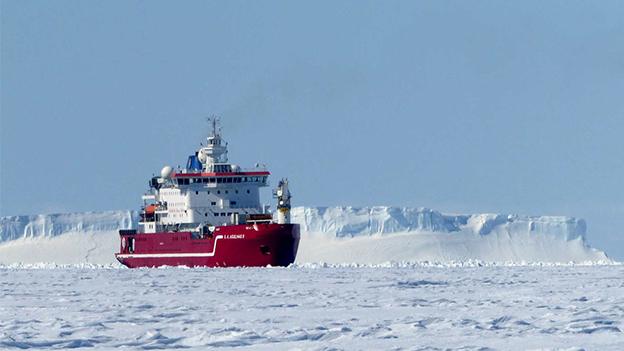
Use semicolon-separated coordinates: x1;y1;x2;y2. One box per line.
198;149;208;163
160;165;173;179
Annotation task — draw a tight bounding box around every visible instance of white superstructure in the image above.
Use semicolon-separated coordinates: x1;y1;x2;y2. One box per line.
138;119;285;233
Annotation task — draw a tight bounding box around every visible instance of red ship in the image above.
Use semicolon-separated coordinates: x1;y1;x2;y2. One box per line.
115;119;300;268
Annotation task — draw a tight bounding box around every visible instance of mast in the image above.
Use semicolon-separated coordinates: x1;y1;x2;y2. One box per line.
210;116;219;137
274;179;292;224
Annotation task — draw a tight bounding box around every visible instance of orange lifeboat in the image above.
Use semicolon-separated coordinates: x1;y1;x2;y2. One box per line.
145;204;157;214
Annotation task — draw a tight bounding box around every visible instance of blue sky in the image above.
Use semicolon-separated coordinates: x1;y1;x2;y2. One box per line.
1;1;623;259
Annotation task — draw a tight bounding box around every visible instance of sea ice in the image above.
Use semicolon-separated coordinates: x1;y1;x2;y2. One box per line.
1;265;622;350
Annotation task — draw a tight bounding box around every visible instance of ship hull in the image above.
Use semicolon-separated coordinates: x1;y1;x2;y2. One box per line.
115;223;300;268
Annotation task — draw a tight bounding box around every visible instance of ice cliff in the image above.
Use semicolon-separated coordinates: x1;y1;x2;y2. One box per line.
0;211;138;243
292;207;587;241
0;207;609;264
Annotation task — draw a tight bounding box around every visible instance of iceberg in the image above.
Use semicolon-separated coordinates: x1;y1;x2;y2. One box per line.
0;207;610;265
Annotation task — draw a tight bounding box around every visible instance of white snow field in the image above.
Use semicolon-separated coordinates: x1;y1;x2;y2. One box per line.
1;265;623;350
0;207;611;265
1;209;621;350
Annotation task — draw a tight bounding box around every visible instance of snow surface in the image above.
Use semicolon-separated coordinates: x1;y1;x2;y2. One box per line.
0;207;611;264
1;265;623;350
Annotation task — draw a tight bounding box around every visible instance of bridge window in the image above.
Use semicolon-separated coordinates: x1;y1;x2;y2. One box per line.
225;190;229;194
213;165;232;173
247;190;250;194
211;202;216;205
230;201;237;206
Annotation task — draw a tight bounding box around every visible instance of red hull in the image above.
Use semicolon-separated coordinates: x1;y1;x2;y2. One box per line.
115;223;300;268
